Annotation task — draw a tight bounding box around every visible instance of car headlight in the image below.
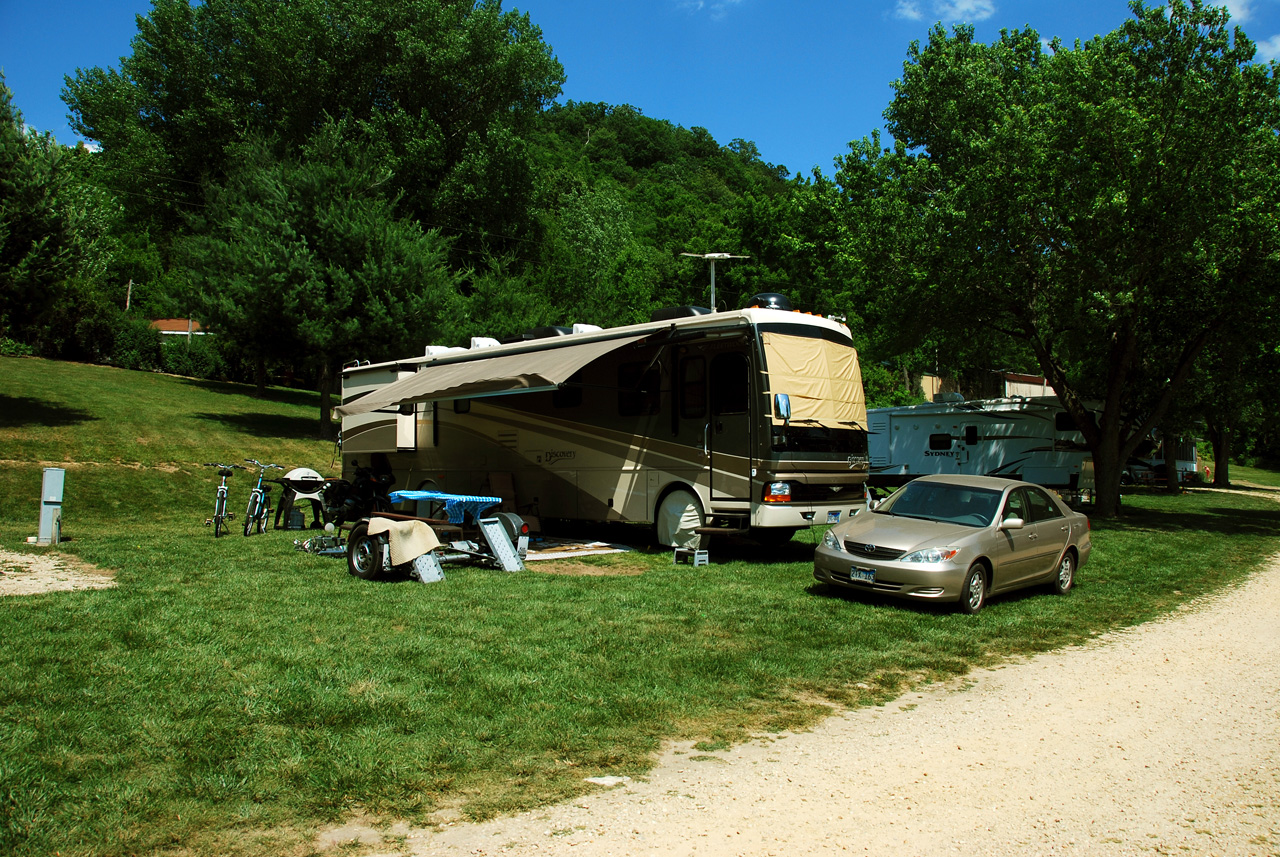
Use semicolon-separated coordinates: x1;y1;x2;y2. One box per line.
899;547;959;564
822;530;844;551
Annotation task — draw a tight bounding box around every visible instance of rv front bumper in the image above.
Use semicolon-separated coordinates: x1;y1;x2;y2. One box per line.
754;502;865;529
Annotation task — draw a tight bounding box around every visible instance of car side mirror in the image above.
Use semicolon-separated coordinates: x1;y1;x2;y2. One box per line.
1000;517;1025;531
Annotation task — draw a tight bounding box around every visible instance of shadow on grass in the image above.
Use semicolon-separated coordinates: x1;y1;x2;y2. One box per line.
0;395;99;428
193;411;327;440
180;377;320;409
1094;504;1280;537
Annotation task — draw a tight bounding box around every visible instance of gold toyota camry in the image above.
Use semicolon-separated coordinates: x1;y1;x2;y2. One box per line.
813;474;1091;613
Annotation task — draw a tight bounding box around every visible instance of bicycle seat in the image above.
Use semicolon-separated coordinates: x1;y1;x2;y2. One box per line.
218;467;234;477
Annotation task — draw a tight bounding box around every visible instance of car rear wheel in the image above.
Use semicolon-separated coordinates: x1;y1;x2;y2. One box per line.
1052;551;1075;595
958;563;987;614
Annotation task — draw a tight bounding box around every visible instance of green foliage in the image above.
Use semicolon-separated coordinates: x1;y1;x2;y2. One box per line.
109;313;164;371
161;334;224;379
181;128;462;430
834;0;1280;514
64;0;566;262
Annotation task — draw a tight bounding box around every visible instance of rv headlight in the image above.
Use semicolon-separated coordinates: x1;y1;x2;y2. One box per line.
822;530;844;551
900;547;960;564
764;481;792;503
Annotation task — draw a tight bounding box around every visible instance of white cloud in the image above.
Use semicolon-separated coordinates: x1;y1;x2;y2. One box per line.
1222;1;1255;23
894;0;925;21
934;0;996;22
893;0;996;24
1256;33;1280;61
679;0;745;19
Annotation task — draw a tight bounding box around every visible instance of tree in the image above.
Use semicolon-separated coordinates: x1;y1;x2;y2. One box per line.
182;128;461;436
834;1;1280;515
64;0;566;262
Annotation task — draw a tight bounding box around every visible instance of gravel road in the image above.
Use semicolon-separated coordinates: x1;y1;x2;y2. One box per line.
389;553;1280;857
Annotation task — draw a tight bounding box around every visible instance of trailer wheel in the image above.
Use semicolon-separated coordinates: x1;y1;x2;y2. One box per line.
656;489;708;550
346;522;384;580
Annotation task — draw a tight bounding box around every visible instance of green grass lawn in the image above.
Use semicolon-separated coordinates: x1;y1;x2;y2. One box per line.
3;356;1279;857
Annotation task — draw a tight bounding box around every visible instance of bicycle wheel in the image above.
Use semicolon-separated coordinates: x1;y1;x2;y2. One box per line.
214;494;226;538
243;493;259;536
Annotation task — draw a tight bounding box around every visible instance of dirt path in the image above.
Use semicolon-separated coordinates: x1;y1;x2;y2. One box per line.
377;554;1280;857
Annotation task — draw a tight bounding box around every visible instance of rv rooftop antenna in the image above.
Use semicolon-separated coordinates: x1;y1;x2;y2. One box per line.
680;252;748;311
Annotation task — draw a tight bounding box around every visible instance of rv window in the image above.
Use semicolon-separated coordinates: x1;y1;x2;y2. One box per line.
679;357;706;419
454;399;470;414
553;371;583;409
1054;412;1076;433
710;353;749;415
929;433;952;451
618;362;661;417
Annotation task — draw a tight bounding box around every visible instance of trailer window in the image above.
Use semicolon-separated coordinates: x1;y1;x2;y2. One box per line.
929;433;952;451
1054;412;1076;433
679;357;706;419
618;362;660;417
711;353;749;415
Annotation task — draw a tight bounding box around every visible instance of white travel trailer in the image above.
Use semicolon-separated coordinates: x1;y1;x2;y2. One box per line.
867;396;1198;490
335;298;870;548
868;396;1092;489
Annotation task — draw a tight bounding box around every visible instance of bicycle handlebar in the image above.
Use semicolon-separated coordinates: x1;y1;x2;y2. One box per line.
243;459;284;471
203;462;245;470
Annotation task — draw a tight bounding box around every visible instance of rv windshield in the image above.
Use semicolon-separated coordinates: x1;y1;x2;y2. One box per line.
875;481;1002;528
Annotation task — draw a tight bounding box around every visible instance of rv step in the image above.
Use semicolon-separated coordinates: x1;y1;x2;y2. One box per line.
694;526;749;536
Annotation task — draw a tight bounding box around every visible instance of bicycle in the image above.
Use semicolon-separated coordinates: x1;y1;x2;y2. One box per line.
202;463;243;537
242;459;284;536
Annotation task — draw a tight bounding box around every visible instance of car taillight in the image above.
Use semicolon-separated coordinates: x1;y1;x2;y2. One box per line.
763;481;791;503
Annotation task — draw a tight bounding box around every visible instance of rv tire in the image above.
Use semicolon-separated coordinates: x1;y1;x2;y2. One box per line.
655;488;708;551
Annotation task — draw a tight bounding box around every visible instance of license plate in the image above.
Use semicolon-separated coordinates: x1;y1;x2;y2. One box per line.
827;511;841;524
850;566;876;584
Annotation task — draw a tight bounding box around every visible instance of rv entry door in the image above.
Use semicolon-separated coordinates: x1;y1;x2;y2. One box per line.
709;352;752;500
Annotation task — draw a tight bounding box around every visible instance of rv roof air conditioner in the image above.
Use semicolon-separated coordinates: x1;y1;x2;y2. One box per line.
425;345;467;358
573;323;602;334
746;293;793;311
470;337;501;349
933;392;966;403
650;306;713;322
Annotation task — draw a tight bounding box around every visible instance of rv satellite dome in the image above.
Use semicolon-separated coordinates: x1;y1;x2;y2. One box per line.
747;293;792;311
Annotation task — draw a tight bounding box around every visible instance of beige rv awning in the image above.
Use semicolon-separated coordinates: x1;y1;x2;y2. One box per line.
335;334;649;417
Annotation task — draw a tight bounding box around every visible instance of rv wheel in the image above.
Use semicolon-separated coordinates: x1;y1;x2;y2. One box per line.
656;489;708;551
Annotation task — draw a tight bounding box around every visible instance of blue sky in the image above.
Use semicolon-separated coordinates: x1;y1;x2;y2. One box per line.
2;0;1278;177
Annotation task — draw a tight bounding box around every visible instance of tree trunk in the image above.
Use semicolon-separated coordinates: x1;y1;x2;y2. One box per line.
1209;420;1232;488
1090;431;1126;518
254;355;267;399
1161;430;1180;493
318;360;335;441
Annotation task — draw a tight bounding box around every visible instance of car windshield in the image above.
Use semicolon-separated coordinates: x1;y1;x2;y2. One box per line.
875;481;1002;527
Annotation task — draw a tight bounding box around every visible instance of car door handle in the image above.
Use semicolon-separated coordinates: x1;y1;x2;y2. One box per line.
1027;533;1039;540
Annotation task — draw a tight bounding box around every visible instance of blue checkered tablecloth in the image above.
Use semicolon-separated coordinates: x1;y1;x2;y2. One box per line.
387;490;502;524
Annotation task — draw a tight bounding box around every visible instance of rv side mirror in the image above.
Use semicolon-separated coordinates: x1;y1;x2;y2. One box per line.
774;393;791;421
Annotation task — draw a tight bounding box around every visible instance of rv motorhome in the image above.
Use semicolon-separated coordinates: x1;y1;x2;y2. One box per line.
335;300;870;549
867;396;1198;490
